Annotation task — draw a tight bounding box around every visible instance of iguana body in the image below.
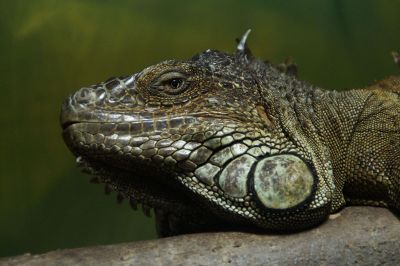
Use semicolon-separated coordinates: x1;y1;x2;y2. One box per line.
61;32;400;236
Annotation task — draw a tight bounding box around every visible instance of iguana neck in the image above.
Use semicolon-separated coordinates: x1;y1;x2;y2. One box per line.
294;84;395;208
262;70;371;207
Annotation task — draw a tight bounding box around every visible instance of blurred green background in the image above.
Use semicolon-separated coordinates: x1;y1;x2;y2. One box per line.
1;0;399;258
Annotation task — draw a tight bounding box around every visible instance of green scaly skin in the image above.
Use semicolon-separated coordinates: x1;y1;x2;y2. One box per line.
61;32;400;236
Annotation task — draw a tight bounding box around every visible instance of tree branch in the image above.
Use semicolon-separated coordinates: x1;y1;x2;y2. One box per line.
2;207;399;265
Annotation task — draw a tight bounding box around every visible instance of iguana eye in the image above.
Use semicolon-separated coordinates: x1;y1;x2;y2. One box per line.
169;78;183;89
152;72;189;95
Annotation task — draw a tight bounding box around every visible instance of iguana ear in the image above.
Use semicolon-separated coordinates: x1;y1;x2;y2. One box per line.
236;29;253;59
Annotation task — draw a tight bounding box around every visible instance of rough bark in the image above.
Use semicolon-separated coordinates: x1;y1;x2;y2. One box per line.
1;207;399;266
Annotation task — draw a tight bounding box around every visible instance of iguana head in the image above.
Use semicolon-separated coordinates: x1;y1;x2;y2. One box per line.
61;31;333;234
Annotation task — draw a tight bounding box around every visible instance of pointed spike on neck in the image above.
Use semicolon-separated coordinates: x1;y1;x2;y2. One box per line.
236;29;252;52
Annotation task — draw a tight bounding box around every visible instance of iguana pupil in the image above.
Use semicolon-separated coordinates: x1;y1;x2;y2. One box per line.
60;32;400;236
170;78;182;88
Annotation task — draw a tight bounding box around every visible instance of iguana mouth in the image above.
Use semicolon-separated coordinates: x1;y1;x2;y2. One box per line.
61;121;80;130
61;108;244;132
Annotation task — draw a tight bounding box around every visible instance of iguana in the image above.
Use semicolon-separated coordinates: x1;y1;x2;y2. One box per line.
60;31;400;236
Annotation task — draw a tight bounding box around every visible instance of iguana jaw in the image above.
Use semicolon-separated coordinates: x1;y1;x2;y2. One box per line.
62;118;251;235
72;153;197;214
61;105;266;228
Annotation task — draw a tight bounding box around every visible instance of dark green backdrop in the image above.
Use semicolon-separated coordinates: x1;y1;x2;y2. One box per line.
1;0;399;257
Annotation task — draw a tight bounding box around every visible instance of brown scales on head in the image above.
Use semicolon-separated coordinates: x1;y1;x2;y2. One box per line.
61;31;400;236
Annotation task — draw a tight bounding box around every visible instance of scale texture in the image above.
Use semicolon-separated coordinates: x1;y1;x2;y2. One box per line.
60;32;400;236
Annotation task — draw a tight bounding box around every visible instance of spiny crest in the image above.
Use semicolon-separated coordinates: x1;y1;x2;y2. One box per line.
191;29;254;68
236;29;253;60
189;30;261;84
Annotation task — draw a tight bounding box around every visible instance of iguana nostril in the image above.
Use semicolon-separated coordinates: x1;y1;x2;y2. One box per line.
71;75;141;108
74;87;98;104
79;88;88;98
